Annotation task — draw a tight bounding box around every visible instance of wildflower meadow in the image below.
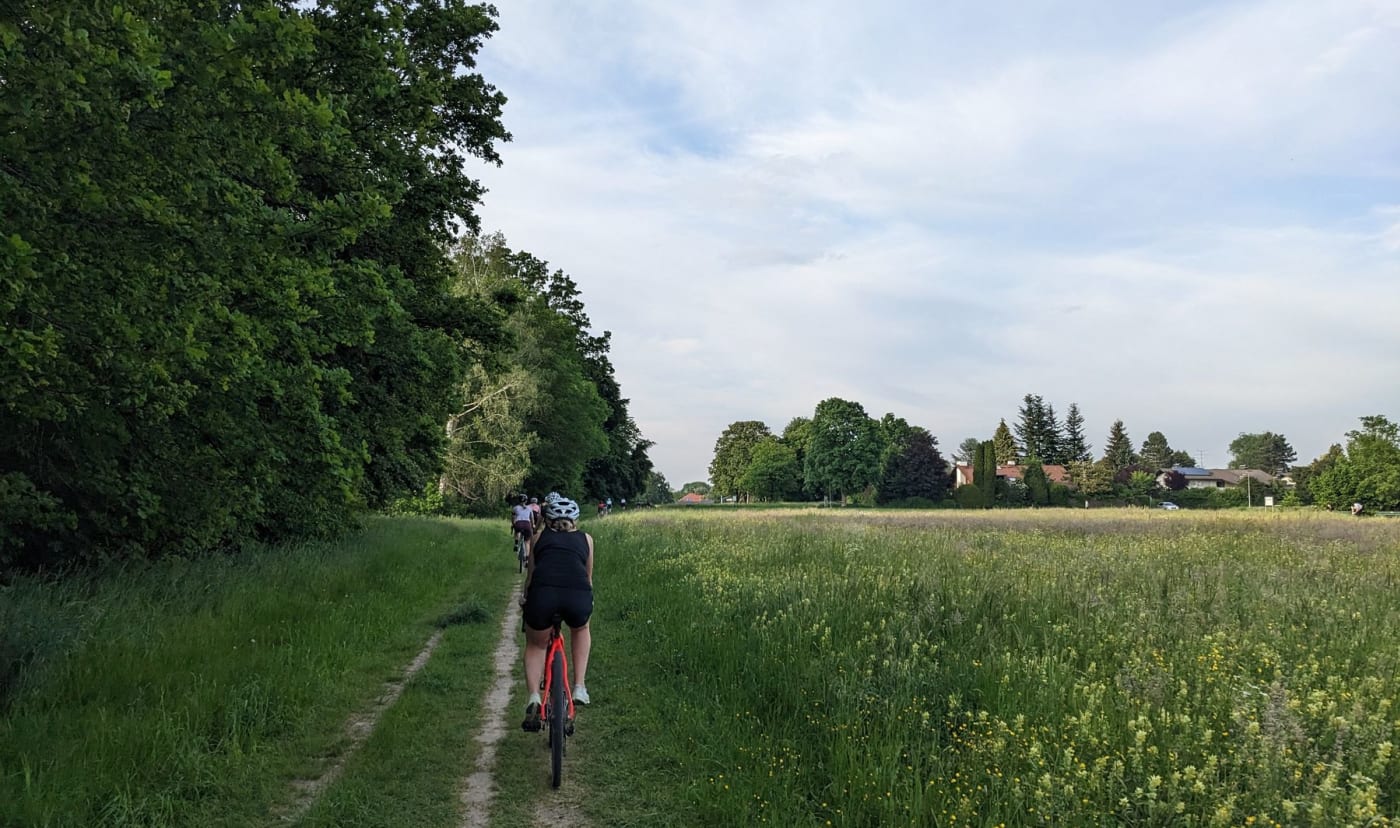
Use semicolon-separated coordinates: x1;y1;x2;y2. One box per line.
586;509;1400;827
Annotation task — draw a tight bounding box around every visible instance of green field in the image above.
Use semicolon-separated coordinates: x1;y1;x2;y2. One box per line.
0;517;516;827
575;509;1400;827
3;510;1398;826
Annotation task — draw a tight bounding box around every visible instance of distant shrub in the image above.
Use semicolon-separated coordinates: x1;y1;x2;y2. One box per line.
954;486;985;509
882;497;939;509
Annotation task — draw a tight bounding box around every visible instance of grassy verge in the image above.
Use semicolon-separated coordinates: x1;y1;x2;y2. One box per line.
299;594;503;828
0;515;516;827
549;509;1400;826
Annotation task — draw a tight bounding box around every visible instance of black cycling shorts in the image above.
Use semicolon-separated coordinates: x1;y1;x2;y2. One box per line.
523;585;593;631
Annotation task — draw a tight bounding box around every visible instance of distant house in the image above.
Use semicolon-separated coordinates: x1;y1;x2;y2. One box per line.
678;492;709;505
955;463;1070;488
1158;467;1275;489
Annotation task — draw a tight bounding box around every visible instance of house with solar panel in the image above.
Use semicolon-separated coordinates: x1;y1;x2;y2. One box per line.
1157;467;1275;488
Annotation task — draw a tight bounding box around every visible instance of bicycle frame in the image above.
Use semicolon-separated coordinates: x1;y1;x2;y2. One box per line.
540;623;575;725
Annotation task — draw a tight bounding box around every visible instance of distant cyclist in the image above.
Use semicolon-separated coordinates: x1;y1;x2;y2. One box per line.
528;496;543;531
520;494;594;729
510;496;534;557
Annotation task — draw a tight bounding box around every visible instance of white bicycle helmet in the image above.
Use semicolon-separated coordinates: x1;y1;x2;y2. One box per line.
544;497;581;521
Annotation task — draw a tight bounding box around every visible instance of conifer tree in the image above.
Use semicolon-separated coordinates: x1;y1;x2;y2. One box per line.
993;419;1020;465
1139;431;1174;470
1062;403;1092;463
975;440;998;507
1103;420;1136;472
1044;403;1065;464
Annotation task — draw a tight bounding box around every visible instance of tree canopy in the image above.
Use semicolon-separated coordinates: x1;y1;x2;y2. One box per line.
804;399;884;501
1311;416;1400;511
709;421;773;501
0;5;651;568
2;0;512;566
1228;432;1296;475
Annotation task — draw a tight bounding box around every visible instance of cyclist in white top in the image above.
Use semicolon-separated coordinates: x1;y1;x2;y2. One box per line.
511;496;535;554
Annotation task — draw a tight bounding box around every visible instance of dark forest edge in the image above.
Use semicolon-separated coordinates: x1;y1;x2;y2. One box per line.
1;3;651;572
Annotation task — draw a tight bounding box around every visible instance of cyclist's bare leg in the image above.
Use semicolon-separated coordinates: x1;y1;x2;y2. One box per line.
568;623;591;689
522;625;552;698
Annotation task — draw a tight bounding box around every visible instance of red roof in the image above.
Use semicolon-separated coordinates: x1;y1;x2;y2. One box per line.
956;464;1071;485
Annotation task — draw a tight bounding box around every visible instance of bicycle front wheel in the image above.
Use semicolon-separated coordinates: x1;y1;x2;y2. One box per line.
549;647;566;788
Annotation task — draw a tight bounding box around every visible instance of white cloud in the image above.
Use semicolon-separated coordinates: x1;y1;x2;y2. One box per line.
475;0;1400;484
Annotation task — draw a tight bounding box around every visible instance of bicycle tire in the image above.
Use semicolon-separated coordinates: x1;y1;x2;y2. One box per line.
516;536;525;573
549;646;566;788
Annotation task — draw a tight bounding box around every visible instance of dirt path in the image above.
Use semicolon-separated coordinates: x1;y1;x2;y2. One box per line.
274;630;446;823
533;793;591;827
458;595;523;826
457;593;591;828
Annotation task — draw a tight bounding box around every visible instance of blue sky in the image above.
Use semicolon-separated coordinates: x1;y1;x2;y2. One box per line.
474;0;1400;485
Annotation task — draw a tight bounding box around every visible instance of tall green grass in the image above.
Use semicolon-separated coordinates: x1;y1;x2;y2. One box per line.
0;516;515;827
574;509;1400;827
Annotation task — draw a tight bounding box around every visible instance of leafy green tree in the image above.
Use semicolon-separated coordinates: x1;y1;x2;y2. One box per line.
1290;444;1344;505
679;481;712;496
954;437;982;465
0;0;510;566
710;421;773;501
499;245;650;501
781;417;817;500
992;419;1020;465
640;471;675;505
1227;432;1297;475
1103;420;1136;472
1122;470;1158;505
1352;415;1400;445
1062;403;1092;463
1068;460;1115;500
1312;416;1400;511
1139;431;1175;470
440;363;538;507
1169;450;1198;467
804;398;884;502
740;438;801;502
878;427;950;504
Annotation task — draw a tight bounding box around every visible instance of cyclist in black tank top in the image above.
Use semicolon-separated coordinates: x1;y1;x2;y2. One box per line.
519;494;594;729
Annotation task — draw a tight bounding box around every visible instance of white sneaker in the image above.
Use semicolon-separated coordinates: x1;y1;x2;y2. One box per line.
572;684;590;705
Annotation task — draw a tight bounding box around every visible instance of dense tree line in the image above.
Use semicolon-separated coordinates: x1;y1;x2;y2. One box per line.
708;398;951;505
1;3;648;568
958;394;1400;511
440;233;650;509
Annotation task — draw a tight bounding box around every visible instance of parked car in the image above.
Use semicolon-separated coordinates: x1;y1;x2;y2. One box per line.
1159;501;1179;510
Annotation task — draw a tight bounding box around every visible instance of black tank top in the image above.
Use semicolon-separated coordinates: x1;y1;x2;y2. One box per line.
531;529;591;589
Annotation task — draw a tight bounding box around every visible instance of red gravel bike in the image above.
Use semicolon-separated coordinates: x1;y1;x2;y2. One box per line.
537;615;575;787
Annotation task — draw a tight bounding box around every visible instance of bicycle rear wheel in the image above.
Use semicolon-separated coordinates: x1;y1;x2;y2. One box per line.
549;647;566;788
516;536;525;573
